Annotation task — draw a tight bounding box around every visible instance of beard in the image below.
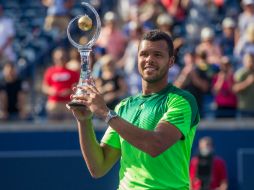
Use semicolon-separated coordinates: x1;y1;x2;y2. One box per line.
141;68;168;83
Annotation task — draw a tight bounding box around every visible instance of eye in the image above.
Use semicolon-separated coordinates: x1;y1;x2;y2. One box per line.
154;52;162;58
139;51;148;57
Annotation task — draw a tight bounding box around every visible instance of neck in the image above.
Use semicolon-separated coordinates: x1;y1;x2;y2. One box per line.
142;80;168;95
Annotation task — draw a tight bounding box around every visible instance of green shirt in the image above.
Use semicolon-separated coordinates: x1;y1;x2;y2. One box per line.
101;84;200;190
234;68;254;111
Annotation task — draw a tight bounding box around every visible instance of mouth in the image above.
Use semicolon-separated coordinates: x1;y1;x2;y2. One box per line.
144;66;157;72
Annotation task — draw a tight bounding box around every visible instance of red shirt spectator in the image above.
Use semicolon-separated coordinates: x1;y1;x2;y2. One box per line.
43;65;79;102
160;0;189;22
212;73;237;108
190;136;228;190
42;47;79;120
190;156;228;190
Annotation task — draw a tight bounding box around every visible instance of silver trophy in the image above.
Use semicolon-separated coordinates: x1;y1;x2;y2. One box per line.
67;2;101;108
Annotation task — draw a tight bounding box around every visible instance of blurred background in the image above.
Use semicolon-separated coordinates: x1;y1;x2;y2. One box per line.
0;0;254;189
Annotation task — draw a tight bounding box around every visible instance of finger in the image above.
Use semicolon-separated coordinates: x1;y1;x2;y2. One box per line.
73;99;90;107
85;84;100;94
78;85;98;95
72;94;89;101
66;104;71;110
87;77;96;86
72;86;77;92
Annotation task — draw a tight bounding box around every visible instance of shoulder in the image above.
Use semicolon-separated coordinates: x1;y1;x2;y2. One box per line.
114;94;139;112
167;85;200;125
44;66;55;75
168;85;197;105
214;156;226;164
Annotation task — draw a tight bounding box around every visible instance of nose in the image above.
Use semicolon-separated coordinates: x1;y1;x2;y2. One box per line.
145;54;154;64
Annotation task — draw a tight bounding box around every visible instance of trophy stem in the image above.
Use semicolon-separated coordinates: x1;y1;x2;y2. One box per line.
79;48;92;86
68;48;92;108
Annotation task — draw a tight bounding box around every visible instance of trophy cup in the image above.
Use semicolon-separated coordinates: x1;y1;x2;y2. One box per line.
67;2;101;108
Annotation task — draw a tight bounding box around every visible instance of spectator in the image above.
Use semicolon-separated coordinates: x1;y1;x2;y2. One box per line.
174;50;210;117
235;23;254;62
96;11;127;60
156;13;184;51
0;61;29;120
42;47;79;120
42;0;74;35
138;0;165;30
190;136;228;190
212;57;237;118
66;47;80;72
218;17;236;58
95;55;128;110
196;27;222;65
160;0;190;24
237;0;254;37
117;21;143;95
0;5;16;64
233;53;254;117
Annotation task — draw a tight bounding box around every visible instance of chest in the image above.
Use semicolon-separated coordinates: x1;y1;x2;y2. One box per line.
121;96;168;130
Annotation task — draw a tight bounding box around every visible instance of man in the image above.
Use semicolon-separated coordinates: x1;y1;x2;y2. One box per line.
190;137;228;190
233;53;254;117
42;47;79;119
0;5;16;63
67;30;200;189
0;61;29;120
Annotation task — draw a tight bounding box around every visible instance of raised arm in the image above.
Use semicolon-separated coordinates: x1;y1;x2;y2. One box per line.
66;106;120;178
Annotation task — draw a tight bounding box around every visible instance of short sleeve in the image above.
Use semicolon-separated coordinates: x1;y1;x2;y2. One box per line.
101;127;121;149
160;95;192;138
100;101;125;149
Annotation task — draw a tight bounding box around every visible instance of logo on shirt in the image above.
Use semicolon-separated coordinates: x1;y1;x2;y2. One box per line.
52;73;71;82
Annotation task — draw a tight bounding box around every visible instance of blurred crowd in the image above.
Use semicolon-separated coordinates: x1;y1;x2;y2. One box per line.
0;0;254;121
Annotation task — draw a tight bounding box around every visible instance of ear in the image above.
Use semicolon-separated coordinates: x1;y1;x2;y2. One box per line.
169;56;175;68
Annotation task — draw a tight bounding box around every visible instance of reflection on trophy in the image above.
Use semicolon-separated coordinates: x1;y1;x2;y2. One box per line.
67;2;101;108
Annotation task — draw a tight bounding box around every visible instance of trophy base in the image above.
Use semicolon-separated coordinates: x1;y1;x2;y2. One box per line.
68;102;87;110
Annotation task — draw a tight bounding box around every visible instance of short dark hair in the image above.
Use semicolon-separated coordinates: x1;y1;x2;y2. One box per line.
141;29;174;56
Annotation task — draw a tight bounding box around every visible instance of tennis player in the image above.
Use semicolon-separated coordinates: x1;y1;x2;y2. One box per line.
67;29;200;189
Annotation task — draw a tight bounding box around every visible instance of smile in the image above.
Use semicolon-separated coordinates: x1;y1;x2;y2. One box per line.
144;66;157;72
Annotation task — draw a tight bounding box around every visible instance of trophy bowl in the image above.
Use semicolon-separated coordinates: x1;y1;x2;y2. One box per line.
67;2;101;108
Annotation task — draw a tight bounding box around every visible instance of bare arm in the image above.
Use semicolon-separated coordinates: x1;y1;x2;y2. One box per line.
67;107;120;178
0;37;13;54
174;71;189;88
189;71;209;92
42;83;56;96
233;74;254;93
106;117;182;157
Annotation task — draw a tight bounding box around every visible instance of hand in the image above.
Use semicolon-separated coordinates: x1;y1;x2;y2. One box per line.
71;80;109;119
104;92;116;103
47;87;57;96
182;64;193;76
66;104;93;122
246;74;254;85
218;72;226;80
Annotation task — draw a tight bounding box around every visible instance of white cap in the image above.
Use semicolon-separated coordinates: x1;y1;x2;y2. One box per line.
201;27;214;40
243;0;254;5
157;14;173;26
104;11;117;22
222;17;236;28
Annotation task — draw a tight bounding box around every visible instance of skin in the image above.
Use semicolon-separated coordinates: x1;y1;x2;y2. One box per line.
67;39;182;178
